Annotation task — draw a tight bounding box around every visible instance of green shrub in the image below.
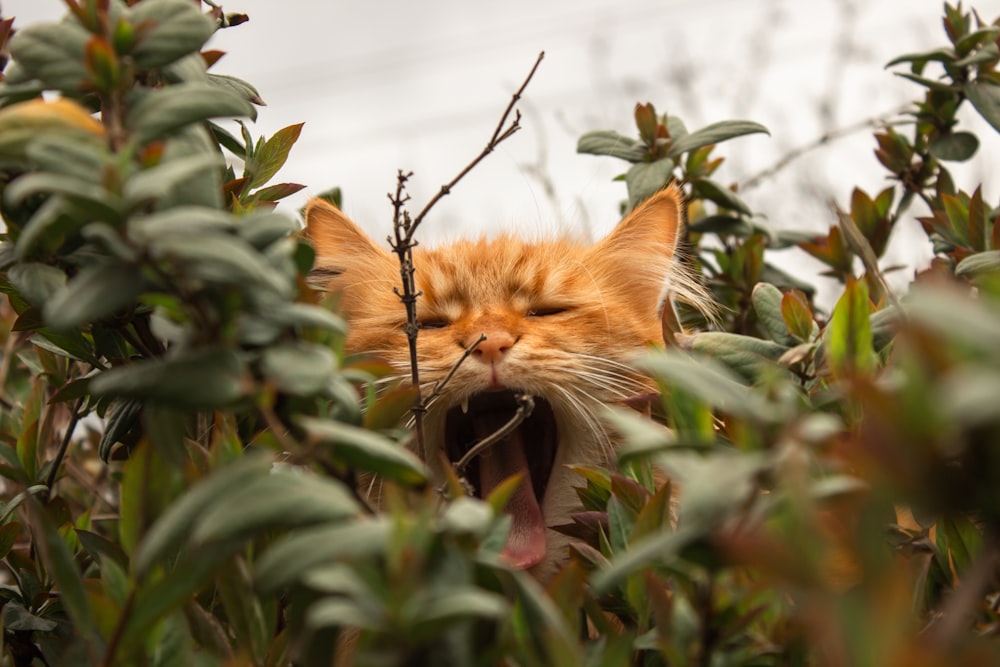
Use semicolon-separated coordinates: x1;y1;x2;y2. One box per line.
1;1;1000;666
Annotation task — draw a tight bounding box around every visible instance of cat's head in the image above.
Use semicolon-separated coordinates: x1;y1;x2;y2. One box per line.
306;185;706;579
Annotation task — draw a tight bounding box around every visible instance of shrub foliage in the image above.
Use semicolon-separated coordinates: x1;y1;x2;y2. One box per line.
2;1;1000;665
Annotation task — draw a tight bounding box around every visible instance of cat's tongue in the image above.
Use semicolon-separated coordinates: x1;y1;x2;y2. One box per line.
473;413;547;569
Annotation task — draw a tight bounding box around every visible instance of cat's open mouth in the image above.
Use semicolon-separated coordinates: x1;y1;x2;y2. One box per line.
444;390;557;568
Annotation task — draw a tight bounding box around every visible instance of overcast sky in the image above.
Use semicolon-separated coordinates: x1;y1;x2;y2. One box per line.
6;0;1000;304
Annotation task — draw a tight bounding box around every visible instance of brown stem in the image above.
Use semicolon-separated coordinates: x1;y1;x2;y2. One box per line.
453;394;534;475
42;397;85;496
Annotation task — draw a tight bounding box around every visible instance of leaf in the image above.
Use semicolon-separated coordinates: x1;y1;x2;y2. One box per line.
44;263;146;330
147;231;292;297
260;342;335;395
956;250;1000;277
2;602;58;633
297;416;428;486
576;130;646;162
6;262;66;307
124;153;225;206
127;83;255;145
5;172;123;220
751;282;796;345
603;406;675;463
964;81;1000;135
25;498;96;643
687;331;789;383
9;22;90;91
666;119;769;158
690;178;753;216
781;289;816;342
97;397;143;462
134;454;273;575
625;159;674;209
254;519;391;593
244;123;303;190
639;349;782;422
929;131;979;162
824;278;875;377
591;525;696;595
90;347;250;409
363;384;418;430
129;0;215;69
190;469;358;544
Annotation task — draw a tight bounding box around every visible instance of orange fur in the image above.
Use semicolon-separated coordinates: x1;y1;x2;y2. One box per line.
305;185;702;579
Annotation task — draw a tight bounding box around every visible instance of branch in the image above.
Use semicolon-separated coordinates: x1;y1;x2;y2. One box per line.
453;394;534;475
386;51;545;464
427;333;486;406
740;105;908;191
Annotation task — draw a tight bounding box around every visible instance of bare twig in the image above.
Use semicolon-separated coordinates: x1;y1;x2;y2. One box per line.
427;334;486;405
43;397;85;496
740;105;907;191
386;52;545;462
453;394;535;475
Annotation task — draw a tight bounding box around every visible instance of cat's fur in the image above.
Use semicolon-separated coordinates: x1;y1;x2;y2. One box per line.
306;184;707;580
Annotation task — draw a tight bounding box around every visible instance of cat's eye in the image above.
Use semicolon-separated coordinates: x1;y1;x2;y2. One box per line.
418;317;449;330
528;307;567;317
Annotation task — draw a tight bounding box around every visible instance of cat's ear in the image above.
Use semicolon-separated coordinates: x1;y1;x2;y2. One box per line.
587;184;684;283
304;198;394;286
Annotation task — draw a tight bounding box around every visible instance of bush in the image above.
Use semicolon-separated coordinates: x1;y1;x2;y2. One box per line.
2;1;1000;666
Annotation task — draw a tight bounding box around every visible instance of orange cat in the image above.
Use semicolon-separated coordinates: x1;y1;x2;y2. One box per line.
305;184;709;580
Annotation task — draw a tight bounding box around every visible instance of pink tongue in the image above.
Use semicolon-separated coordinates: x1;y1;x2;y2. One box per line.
473;413;547;569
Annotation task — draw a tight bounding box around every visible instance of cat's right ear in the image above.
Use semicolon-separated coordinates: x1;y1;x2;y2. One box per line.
304;198;393;287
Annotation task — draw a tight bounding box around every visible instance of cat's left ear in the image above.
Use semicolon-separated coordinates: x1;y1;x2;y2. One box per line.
587;183;683;279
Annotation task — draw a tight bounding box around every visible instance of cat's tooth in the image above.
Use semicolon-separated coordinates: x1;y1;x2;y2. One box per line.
461;397;469;414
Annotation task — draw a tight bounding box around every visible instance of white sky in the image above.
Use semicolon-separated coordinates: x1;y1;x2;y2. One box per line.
6;0;1000;305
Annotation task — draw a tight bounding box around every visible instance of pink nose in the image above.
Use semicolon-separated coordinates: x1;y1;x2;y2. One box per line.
470;330;516;364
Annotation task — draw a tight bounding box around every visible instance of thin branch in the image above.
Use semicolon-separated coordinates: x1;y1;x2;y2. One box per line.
385;51;545;465
43;397;85;496
427;334;486;405
410;51;545;234
740;105;908;191
453;394;535;475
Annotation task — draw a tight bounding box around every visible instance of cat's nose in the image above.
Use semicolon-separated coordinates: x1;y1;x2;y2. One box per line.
471;330;516;364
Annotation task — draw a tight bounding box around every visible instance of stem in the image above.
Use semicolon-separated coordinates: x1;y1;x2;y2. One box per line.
43;397;85;496
426;334;486;405
453;394;534;475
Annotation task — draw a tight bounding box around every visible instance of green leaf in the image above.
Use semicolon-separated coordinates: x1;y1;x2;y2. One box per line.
191;469;358;543
260;342;336;395
254;519;391;593
6;262;66;307
688;331;789;383
956;250;1000;277
208;73;265;110
906;288;1000;358
127;83;255;145
97;397;143;462
44;263;146;329
576;130;646;162
9;22;90;91
2;602;58;633
244;123;303;190
625;159;674;209
885;47;956;69
825;278;875;376
5;172;123;220
591;526;695;595
781;289;816;342
90;347;250;409
666;119;769;158
147;231;292;297
25;498;96;643
929;131;979;162
25;133;109;182
639;349;783;422
297;416;429;486
964;81;1000;135
128;0;215;69
690;178;753;216
124;153;225;206
603;406;675;463
406;587;507;633
134;454;273;575
751;282;796;345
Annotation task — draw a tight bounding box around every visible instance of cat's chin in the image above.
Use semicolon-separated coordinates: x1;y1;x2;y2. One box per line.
443;390;558;568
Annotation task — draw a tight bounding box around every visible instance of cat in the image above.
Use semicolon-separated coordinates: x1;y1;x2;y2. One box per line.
305;183;710;580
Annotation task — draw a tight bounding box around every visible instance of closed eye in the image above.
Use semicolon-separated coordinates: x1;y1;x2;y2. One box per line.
418;317;449;330
528;307;568;317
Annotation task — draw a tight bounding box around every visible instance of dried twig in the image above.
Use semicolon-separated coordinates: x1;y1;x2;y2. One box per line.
427;333;486;405
740;105;907;191
453;394;535;476
386;52;545;462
